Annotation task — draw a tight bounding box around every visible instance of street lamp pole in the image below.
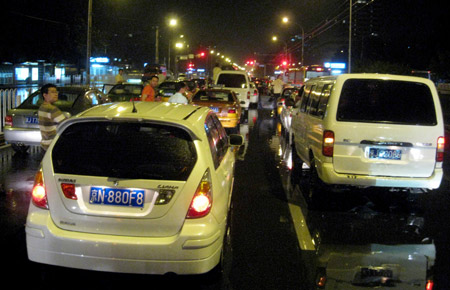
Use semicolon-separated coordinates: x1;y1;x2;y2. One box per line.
155;26;159;64
282;17;304;66
348;0;352;73
86;0;92;85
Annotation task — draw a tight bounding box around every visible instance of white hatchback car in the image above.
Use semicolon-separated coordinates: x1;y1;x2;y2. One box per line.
26;101;243;276
291;74;445;190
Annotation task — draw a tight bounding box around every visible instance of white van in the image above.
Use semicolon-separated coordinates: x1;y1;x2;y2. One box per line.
291;74;445;190
215;70;253;109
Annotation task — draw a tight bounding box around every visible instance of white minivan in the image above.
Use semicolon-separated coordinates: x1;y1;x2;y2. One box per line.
215;70;253;110
291;74;445;190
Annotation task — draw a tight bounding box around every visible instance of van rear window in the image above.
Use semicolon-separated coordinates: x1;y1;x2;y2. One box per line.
337;79;437;125
216;74;247;88
52;122;197;180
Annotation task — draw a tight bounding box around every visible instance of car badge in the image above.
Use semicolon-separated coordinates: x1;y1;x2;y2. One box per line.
114;181;119;187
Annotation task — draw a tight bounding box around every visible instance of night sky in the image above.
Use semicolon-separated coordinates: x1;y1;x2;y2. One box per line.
3;0;450;71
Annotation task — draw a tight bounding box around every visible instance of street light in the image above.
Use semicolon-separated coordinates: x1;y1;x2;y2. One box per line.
167;18;178;73
281;16;304;66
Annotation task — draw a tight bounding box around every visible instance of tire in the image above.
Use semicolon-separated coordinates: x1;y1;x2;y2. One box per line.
306;160;329;209
11;144;30;154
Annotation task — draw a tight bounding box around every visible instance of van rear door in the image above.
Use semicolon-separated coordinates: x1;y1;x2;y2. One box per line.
216;73;250;109
331;78;443;178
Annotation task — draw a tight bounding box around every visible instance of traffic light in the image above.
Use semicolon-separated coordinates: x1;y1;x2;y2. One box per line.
198;52;205;58
281;60;287;67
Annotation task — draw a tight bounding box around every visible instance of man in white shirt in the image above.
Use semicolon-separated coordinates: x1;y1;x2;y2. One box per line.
168;82;188;104
272;74;285;98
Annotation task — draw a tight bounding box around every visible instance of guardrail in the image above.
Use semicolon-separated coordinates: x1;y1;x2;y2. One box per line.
1;88;32;133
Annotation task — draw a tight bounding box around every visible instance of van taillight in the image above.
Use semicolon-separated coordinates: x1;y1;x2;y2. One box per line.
5;115;12;126
436;136;445;162
322;130;335;157
426;279;434;290
31;169;48;209
186;170;212;219
247;91;250;99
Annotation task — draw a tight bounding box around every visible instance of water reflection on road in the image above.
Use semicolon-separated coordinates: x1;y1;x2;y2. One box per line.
268;120;449;289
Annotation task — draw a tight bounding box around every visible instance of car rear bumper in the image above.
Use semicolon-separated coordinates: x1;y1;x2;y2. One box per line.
4;127;41;146
318;162;443;189
26;208;223;275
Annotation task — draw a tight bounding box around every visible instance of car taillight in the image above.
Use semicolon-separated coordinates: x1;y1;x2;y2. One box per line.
61;183;77;200
426;279;434;290
228;108;237;114
437;136;445;162
5;115;12;126
253;89;258;96
247;91;250;99
322;130;335;157
31;169;48;209
186;170;212;219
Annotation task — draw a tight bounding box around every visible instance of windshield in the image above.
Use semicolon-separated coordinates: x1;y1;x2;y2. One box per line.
216;74;247;88
193;90;234;102
18;89;83;110
52;121;197;181
337;79;437;125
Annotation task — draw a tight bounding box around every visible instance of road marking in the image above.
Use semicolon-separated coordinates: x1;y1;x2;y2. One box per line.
288;202;315;251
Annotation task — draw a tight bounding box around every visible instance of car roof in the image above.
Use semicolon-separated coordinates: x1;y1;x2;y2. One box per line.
61;102;211;138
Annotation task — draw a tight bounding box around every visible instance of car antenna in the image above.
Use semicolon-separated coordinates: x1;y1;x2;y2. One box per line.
131;98;137;113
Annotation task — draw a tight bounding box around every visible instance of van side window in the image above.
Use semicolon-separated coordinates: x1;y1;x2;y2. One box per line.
300;85;314;113
308;85;324;116
317;84;333;118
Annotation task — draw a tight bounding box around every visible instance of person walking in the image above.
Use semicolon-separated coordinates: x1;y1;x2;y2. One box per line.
141;75;160;102
168;82;188;104
38;84;67;151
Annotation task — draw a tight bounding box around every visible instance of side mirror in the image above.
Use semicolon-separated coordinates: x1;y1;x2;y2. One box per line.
229;134;244;146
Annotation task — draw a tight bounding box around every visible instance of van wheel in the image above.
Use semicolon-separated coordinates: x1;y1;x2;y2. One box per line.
307;160;328;209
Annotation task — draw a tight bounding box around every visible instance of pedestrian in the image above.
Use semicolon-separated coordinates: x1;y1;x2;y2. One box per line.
272;74;285;100
212;63;222;82
168;82;188;104
38;84;67;151
115;69;125;84
141;75;160;102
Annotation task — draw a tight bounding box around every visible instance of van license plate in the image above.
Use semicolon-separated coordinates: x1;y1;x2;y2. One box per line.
353;266;395;286
89;187;145;207
369;148;401;160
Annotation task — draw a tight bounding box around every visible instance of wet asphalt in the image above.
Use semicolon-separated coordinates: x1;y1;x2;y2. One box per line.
1;95;449;289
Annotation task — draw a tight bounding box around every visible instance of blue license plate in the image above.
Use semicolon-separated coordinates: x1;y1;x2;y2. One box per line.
211;107;219;113
25;116;38;124
369;148;401;160
89;187;145;207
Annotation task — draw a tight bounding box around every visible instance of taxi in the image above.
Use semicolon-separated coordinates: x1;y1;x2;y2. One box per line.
190;89;244;130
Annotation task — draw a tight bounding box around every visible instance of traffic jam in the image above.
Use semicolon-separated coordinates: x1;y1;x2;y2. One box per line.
1;1;450;289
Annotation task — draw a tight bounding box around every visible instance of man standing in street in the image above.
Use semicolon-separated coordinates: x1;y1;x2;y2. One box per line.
141;75;160;102
38;84;67;151
115;69;125;84
212;63;222;82
272;74;285;100
168;82;188;104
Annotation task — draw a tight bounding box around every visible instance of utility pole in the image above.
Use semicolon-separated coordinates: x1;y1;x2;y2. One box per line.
155;26;159;64
348;0;352;73
86;0;92;85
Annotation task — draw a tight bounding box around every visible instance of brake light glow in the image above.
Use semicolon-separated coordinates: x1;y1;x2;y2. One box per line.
437;136;445;162
186;170;212;218
5;115;12;126
253;89;258;96
31;169;48;209
322;130;335;157
228;108;237;114
426;279;434;290
61;183;77;200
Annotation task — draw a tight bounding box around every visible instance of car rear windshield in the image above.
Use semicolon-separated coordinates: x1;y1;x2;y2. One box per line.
193;90;234;102
337;79;437;125
216;74;247;88
19;89;82;111
52;121;197;180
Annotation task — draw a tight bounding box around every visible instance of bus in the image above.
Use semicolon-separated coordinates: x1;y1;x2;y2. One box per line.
286;65;331;86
